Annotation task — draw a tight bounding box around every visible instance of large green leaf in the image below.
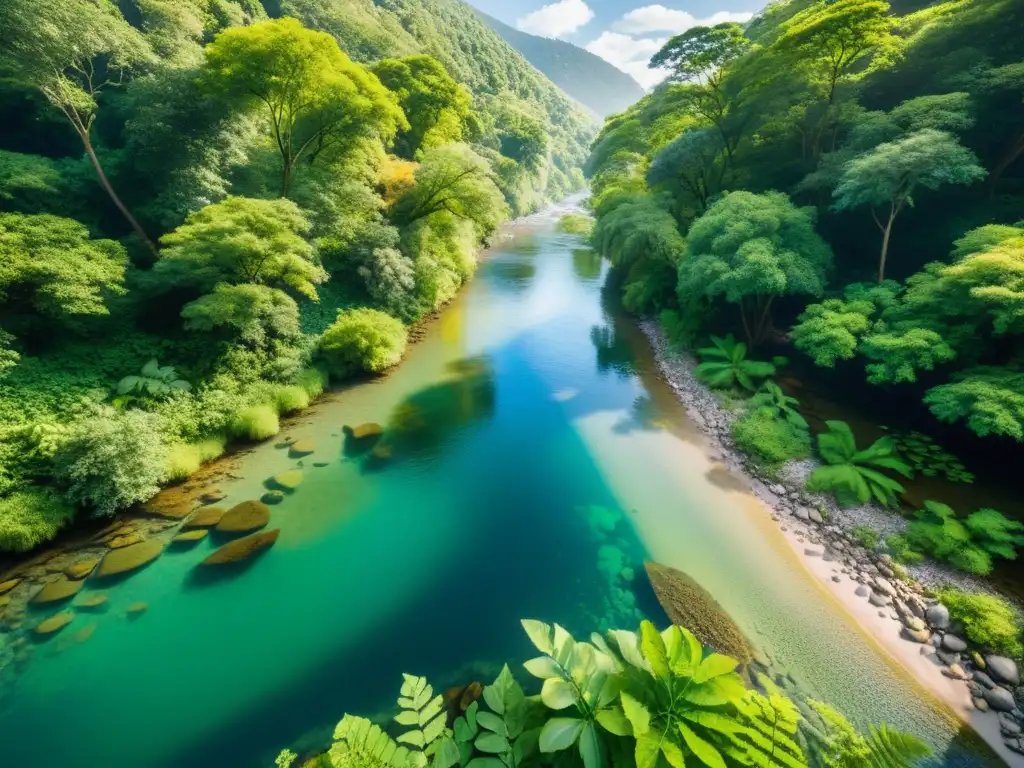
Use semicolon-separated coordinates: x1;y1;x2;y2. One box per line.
636;729;669;768
476;711;506;735
541;677;578;710
678;722;726;768
609;629;647;670
640;620;670;678
621;691;651;735
524;656;562;679
693;654;739;683
596;706;632;736
539;717;584;753
683;673;746;706
578;721;603;768
474;732;510;754
522;620;554;655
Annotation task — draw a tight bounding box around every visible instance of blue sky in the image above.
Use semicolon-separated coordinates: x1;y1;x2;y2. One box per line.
465;0;764;89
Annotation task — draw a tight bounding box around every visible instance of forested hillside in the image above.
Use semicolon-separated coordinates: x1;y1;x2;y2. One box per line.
587;0;1024;567
476;10;647;119
0;0;591;553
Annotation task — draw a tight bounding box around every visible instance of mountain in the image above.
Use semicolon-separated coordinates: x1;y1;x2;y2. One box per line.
475;10;646;118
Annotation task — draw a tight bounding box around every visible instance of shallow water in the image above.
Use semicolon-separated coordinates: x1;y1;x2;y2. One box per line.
0;200;986;767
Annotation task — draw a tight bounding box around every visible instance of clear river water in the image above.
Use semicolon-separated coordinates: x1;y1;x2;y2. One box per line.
0;200;988;767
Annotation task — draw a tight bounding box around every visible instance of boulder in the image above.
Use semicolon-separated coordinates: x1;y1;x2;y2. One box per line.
942;664;968;680
200;489;226;504
983;686;1017;712
871;578;896;597
855;585;869;597
901;627;931;644
904;617;926;632
126;602;148;617
289;439;316;457
261;491;285;505
200;529;280;567
0;578;19;595
145;500;193;519
65;558;100;580
809;509;823;524
215;500;270;534
183;506;226;529
34;612;74;637
77;594;108;609
31;578;84;604
868;591;891;608
272;470;304;490
172;530;208;545
643;561;755;665
96;540;165;579
974;671;996;689
346;423;384;441
926;603;950;630
986;656;1021;687
941;634;968;653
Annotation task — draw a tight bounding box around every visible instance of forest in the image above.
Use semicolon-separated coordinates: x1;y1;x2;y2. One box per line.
0;0;594;553
587;0;1024;576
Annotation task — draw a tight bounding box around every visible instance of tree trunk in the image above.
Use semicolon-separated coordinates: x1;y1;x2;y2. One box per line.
281;159;293;199
987;128;1024;199
81;132;158;257
878;214;894;284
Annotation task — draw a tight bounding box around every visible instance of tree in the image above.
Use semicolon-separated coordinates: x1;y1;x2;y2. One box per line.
319;308;407;379
677;191;833;347
0;0;158;252
925;367;1024;441
790;298;875;367
860;328;956;384
201;18;406;197
646;129;725;219
650;23;750;87
372;55;473;158
153;196;327;300
832;129;986;282
390;145;507;237
180;283;300;345
0;213;127;334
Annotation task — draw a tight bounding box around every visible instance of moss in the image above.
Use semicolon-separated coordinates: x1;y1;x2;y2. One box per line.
230;405;280;441
939;588;1023;657
0;488;75;552
851;524;880;550
731;411;811;464
274;385;311;415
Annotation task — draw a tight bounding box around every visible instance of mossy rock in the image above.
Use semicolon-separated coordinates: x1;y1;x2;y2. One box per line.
65;558;100;581
108;532;146;549
262;491;285;505
145;501;193;519
199;489;226;504
183;506;226;529
32;578;84;605
125;602;148;617
313;462;329;468
0;578;20;595
201;529;280;566
172;530;208;545
644;561;755;665
74;624;97;643
35;612;74;637
96;540;165;579
345;423;384;441
272;470;304;490
215;500;270;534
289;439;316;457
77;594;108;610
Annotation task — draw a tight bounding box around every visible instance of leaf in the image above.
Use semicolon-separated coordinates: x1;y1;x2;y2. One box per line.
596;706;632;736
553;623;576;667
466;759;507;768
433;736;461;768
475;732;510;754
395;710;420;726
419;696;443;726
620;691;651;735
636;729;671;768
542;677;578;710
640;620;670;678
660;732;686;768
398;730;426;748
524;656;562;679
678;723;726;768
683;674;747;706
694;654;739;683
477;711;507;735
578;722;602;768
454;717;475;743
522;620;554;655
609;630;647;670
539;718;584;753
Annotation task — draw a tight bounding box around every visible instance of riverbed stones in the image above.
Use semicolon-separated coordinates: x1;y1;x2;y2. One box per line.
868;591;891;608
172;530;208;545
1001;714;1023;736
183;506;225;529
974;671;996;689
77;594;108;610
984;686;1017;712
809;508;823;524
31;578;83;604
942;664;968;680
215;500;269;534
272;470;303;490
942;634;968;653
346;423;384;441
200;529;280;567
804;548;822;557
901;626;931;644
975;698;990;712
904;617;926;632
986;656;1021;686
0;579;19;595
200;489;226;504
261;491;285;505
643;561;754;665
126;602;148;617
289;439;316;457
926;603;950;630
108;531;147;549
855;585;869;597
871;578;895;597
74;624;96;644
64;558;100;580
96;540;165;579
34;612;74;637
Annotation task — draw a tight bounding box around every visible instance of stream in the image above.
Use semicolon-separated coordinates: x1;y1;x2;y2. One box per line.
0;199;988;767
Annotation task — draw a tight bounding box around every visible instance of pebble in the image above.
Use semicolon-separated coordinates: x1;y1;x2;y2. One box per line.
974;698;989;712
942;634;968;653
983;687;1016;712
855;585;869;597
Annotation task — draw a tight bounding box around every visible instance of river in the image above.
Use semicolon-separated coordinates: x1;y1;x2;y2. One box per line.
0;199;987;767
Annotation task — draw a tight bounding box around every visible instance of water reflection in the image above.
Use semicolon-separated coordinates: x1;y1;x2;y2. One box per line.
572;248;603;282
590;324;637;377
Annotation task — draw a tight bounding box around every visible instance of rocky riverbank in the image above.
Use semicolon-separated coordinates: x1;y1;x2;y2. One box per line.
640;319;1024;765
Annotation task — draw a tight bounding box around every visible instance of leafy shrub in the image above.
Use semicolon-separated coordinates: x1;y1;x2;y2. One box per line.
557;214;593;236
54;407;169;516
320;308;407;379
0;488;75;552
113;358;190;409
939;588;1023;658
659;309;699;346
851;524;880;550
749;381;808;429
165;437;226;482
732;411;812;464
884;429;973;483
230;405;280;441
695;334;775;391
273;385;310;415
806;421;912;507
808;700;930;768
296;367;328;400
885;534;925;565
905;501;1024;575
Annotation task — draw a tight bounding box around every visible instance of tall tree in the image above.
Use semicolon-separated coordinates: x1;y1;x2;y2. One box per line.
0;0;158;253
201;18;406;197
832;129;986;282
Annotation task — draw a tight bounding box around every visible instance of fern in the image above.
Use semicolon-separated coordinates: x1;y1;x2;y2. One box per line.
695;334;776;392
330;715;418;768
728;675;807;768
807;702;929;768
905;501;1024;575
807;421;912;507
396;675;448;751
750;381;808;430
866;724;930;768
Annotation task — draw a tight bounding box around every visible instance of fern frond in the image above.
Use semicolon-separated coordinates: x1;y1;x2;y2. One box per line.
866;723;930;768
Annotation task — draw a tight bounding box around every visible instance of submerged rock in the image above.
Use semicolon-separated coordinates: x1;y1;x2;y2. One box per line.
74;624;96;644
0;578;20;595
172;530;208;545
644;561;754;665
31;578;84;604
262;491;285;505
96;540;165;579
289;439;316;457
215;500;270;534
183;506;226;529
65;558;100;581
108;532;146;549
345;423;384;441
200;489;226;504
125;602;149;618
200;529;280;566
34;612;74;637
77;594;108;610
272;470;304;490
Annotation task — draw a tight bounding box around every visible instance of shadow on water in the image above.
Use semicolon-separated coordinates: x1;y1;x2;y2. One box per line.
572;248;603;282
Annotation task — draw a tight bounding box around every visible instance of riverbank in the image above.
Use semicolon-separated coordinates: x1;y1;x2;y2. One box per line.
639;318;1024;766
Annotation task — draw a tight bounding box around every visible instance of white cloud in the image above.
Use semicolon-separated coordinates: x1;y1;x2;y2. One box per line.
516;0;595;39
615;5;754;34
584;31;671;90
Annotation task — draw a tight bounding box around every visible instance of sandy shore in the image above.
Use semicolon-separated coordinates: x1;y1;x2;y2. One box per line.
638;319;1024;767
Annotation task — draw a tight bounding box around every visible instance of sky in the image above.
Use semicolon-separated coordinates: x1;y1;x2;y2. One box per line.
465;0;763;89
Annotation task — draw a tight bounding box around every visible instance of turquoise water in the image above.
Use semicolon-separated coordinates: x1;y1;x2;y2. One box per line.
0;201;980;766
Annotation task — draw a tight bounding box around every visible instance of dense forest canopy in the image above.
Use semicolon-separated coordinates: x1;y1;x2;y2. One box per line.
587;0;1024;449
0;0;594;553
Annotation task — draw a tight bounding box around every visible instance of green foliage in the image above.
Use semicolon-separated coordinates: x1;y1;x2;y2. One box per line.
906;501;1024;575
883;534;924;566
924;367;1024;441
182;284;301;347
695;335;776;391
296;367;328;400
883;430;973;483
791;299;875;368
807;700;930;768
938;588;1024;658
453;664;537;768
557;215;593;236
860;329;955;384
651;23;750;85
274;385;311;415
749;381;809;430
114;359;191;409
732;411;812;464
166;437;226;482
0;487;74;552
229;404;280;441
806;421;912;507
851;525;880;550
320;308;407;379
394;674;454;762
54;407;169;517
330;715;420;768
